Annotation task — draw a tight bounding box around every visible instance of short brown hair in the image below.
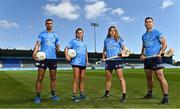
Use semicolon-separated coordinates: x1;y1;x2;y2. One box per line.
145;17;153;22
45;18;53;23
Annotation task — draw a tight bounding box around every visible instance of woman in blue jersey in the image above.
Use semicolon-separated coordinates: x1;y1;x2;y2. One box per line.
102;26;126;103
64;28;89;103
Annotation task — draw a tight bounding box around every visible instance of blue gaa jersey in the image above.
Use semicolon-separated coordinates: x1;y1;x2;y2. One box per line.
142;29;163;57
66;38;87;67
104;37;125;59
37;30;60;59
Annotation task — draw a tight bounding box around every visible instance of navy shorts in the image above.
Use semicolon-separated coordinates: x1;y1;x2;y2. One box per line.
105;60;123;70
144;57;164;70
72;65;86;70
38;59;57;70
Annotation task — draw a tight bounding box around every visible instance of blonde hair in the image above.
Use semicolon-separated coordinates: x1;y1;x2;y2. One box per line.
107;26;120;41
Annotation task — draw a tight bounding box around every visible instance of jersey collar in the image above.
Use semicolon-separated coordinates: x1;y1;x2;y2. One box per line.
146;29;154;34
75;38;83;41
45;30;54;33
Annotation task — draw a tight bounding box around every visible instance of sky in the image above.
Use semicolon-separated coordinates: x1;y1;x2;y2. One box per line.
0;0;180;61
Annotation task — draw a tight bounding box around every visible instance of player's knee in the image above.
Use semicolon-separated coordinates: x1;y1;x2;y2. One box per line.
147;76;152;81
50;77;56;81
37;76;44;82
157;78;162;82
119;77;125;82
106;77;111;81
157;76;164;81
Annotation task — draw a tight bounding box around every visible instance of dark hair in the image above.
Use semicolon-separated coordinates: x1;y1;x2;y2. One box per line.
75;28;83;34
75;28;84;39
145;17;153;22
45;18;53;23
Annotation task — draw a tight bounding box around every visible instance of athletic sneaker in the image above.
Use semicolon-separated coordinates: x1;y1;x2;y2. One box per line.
72;96;80;103
102;94;109;98
80;94;89;100
143;93;152;99
51;95;60;102
120;96;126;103
34;96;41;104
161;97;168;104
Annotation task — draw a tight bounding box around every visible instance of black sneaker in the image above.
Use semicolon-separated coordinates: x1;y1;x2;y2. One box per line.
161;97;168;104
120;96;126;103
80;94;89;100
102;94;109;98
143;93;152;99
72;96;80;103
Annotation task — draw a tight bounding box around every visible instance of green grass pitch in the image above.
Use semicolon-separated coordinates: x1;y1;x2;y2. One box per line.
0;68;180;108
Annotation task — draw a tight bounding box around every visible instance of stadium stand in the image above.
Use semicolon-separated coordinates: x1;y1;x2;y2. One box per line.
1;58;21;68
0;60;2;68
0;49;174;69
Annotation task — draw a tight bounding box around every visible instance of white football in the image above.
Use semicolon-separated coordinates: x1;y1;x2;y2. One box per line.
67;49;76;58
36;51;46;61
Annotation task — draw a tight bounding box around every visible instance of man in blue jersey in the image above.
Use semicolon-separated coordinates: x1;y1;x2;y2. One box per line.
32;19;60;104
140;17;168;104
